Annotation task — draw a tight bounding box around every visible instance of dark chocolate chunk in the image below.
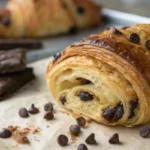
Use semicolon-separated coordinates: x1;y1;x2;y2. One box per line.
44;111;54;120
77;7;85;14
69;26;77;34
128;99;138;119
69;125;81;136
28;104;39;114
85;133;97;145
76;78;91;85
0;129;12;138
0;9;11;27
145;39;150;50
0;68;35;101
76;117;86;127
109;133;120;144
57;134;68;146
0;39;42;50
1;18;10;26
112;28;122;35
53;52;61;64
0;49;26;74
140;126;150;138
44;102;53;111
19;108;29;118
103;104;124;122
79;92;93;101
129;33;140;44
60;96;66;105
77;144;88;150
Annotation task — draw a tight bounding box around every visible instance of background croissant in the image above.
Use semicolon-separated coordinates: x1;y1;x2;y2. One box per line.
46;24;150;127
0;0;101;38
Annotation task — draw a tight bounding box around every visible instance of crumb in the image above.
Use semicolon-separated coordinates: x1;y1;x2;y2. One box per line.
46;126;50;128
32;129;39;134
59;110;70;115
67;131;77;144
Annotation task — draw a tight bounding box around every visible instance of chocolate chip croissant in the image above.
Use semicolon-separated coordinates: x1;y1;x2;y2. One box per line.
0;0;101;38
46;24;150;127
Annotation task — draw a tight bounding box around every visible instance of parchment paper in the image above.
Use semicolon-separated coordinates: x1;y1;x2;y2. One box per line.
0;57;149;150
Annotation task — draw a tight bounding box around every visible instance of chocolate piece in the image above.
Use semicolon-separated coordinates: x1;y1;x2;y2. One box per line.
85;133;96;145
0;9;11;26
145;39;150;50
77;7;85;14
0;49;26;74
128;99;138;119
109;133;120;144
129;33;140;44
60;96;66;105
44;111;54;120
44;102;53;111
0;39;42;50
28;104;39;114
77;144;88;150
112;28;122;35
103;104;124;122
79;92;93;101
76;78;91;85
69;125;80;136
69;26;77;34
0;68;35;100
140;126;150;138
57;134;68;146
53;52;61;64
0;129;12;138
19;108;29;118
76;117;86;127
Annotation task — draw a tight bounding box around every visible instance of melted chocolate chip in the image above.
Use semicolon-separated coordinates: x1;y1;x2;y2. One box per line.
140;126;150;138
44;111;54;120
44;102;53;111
0;9;11;27
112;28;122;35
19;108;29;118
103;104;124;122
109;133;120;144
53;52;61;64
145;39;150;50
69;125;81;136
28;104;39;114
76;117;86;127
128;99;138;119
76;78;91;85
60;96;66;105
77;7;85;14
85;133;97;145
77;144;88;150
1;18;10;26
79;92;93;101
57;134;68;146
129;33;140;44
0;129;12;138
69;26;77;34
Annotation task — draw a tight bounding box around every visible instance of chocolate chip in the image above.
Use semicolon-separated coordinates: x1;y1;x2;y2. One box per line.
44;111;54;120
44;102;53;111
60;96;66;105
19;108;29;118
109;133;120;144
0;129;12;138
28;104;39;114
76;78;91;85
128;99;138;119
69;125;80;136
1;18;10;26
112;28;122;35
85;133;97;145
76;117;86;127
140;126;150;138
77;144;88;150
145;39;150;50
57;134;68;146
79;92;93;101
53;52;61;64
129;33;140;44
77;7;85;14
69;26;77;34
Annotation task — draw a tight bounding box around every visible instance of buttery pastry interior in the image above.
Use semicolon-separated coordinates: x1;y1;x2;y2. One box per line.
47;24;150;127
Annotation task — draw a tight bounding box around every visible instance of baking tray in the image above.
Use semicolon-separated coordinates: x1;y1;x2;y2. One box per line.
27;8;150;63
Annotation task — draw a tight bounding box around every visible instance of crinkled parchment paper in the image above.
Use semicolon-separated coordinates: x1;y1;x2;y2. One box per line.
0;58;149;150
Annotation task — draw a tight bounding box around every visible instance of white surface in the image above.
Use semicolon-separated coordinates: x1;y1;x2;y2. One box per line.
0;58;149;150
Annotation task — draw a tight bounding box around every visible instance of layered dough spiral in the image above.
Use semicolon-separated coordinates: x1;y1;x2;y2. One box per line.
46;24;150;126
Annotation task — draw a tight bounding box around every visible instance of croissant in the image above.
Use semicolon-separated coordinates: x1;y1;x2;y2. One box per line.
46;24;150;127
0;0;101;38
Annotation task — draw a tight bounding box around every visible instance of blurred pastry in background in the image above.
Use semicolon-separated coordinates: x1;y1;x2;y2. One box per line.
0;0;101;38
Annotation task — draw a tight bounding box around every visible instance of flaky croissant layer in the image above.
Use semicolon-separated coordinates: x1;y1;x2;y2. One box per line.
47;24;150;127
